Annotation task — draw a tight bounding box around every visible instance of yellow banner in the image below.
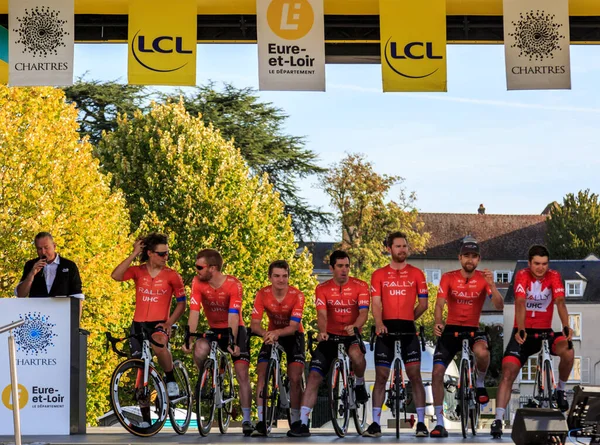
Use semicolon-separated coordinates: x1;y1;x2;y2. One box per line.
379;0;447;92
128;0;196;86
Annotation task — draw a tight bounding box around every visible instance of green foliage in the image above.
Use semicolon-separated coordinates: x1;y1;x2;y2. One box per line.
64;78;330;240
420;284;446;345
319;153;430;281
161;83;330;240
546;189;600;259
0;85;134;425
63;76;148;146
97;100;318;396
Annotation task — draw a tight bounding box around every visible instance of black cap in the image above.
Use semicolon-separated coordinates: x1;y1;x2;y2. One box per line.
460;241;480;255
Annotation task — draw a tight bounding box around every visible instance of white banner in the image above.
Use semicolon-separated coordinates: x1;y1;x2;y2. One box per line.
9;0;74;86
0;298;71;435
503;0;571;90
257;0;325;91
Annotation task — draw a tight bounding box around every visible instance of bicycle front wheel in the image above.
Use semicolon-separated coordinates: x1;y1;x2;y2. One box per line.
195;359;216;436
542;360;555;409
110;358;169;437
459;361;469;439
351;377;367;435
169;360;192;434
469;367;480;436
328;358;350;438
218;356;235;434
394;360;401;439
263;359;279;435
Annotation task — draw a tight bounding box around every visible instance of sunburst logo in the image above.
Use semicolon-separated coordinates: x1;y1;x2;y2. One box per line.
13;6;69;58
509;10;565;61
13;312;57;356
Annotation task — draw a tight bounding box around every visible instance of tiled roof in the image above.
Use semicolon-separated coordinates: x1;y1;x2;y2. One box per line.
297;241;336;271
413;213;547;260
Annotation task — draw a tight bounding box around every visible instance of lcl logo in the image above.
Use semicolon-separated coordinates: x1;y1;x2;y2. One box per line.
384;37;443;79
131;30;193;73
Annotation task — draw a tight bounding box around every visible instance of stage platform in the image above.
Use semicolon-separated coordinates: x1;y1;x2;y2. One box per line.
0;426;520;445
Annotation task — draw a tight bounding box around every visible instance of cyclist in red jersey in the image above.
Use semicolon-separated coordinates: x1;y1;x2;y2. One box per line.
287;250;370;437
429;238;504;438
364;231;429;439
183;249;253;435
111;233;187;404
491;245;574;439
250;260;306;437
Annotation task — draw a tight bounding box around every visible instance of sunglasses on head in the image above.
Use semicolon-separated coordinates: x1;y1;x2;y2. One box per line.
153;250;169;257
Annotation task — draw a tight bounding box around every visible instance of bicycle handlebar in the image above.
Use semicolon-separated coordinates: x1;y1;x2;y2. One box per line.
307;327;365;355
105;329;165;358
184;325;235;350
247;329;286;353
369;325;426;352
518;326;573;350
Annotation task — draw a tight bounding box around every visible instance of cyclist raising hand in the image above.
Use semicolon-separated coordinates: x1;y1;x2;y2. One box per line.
111;233;187;409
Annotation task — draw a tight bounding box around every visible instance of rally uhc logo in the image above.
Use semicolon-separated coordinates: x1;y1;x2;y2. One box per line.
13;6;69;58
509;10;565;61
13;312;56;356
267;0;314;40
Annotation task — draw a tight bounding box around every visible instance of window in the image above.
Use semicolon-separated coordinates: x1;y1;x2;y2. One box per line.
565;280;584;297
520;356;538;382
569;357;582;382
494;270;512;283
425;269;441;286
568;313;582;340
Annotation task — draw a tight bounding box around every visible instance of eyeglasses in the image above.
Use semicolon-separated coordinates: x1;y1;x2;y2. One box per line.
195;264;211;271
153;251;169;257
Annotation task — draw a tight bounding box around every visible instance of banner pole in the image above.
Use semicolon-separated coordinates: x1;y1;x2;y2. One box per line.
8;331;22;445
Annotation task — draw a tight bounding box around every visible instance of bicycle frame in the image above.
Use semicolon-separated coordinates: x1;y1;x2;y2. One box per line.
335;342;359;410
206;340;236;409
267;342;291;410
458;338;475;398
386;339;406;415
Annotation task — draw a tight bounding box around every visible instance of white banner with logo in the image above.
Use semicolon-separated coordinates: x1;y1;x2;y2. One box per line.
257;0;325;91
503;0;571;90
8;0;74;86
0;298;71;434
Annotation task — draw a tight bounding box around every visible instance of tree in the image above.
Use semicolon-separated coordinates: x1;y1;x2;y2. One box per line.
161;82;330;240
0;85;135;424
96;100;318;381
63;77;149;145
547;189;600;259
319;153;430;282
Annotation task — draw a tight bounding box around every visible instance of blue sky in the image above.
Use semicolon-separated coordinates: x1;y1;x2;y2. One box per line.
74;43;600;240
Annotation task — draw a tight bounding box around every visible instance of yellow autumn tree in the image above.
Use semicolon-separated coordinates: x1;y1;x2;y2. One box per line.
0;86;134;424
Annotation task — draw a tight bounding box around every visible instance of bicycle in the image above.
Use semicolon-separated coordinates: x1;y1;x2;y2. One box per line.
526;327;573;411
440;329;487;438
105;324;193;437
185;326;237;437
308;327;368;438
369;325;425;439
249;330;307;436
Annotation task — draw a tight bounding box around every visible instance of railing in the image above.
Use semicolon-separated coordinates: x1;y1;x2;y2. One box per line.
1;319;25;445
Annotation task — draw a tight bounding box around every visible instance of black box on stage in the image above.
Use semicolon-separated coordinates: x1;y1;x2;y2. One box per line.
511;408;568;445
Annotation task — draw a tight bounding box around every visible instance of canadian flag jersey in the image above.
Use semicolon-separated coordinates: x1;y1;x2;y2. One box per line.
513;268;565;329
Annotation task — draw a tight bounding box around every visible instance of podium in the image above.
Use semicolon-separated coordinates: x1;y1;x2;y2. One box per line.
0;297;87;435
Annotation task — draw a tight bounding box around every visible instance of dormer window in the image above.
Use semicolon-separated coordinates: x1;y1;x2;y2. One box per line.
565;280;584;297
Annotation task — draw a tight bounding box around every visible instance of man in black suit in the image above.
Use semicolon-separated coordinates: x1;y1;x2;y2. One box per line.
16;232;84;319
